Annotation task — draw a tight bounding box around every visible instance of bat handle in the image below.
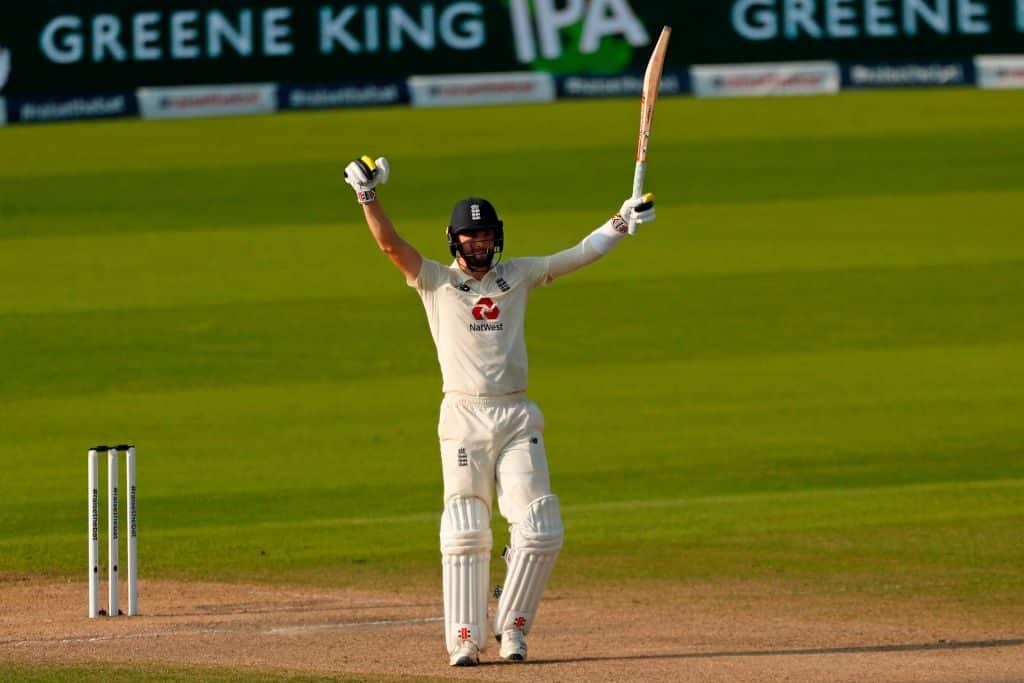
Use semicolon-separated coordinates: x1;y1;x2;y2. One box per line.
629;162;647;235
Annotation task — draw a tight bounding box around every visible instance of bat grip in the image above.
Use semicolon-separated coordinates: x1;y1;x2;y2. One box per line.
629;162;647;235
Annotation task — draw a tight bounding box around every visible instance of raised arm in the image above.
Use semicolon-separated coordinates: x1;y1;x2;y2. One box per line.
344;155;423;282
547;194;656;281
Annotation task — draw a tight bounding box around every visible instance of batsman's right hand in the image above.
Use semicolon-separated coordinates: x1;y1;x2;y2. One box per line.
617;193;656;233
344;155;390;204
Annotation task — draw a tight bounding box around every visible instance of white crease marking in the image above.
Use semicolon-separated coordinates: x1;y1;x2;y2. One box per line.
2;615;444;647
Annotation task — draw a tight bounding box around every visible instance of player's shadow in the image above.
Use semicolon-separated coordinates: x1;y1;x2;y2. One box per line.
526;638;1024;665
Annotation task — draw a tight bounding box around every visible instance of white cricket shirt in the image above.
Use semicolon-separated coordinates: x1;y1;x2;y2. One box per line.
410;257;551;396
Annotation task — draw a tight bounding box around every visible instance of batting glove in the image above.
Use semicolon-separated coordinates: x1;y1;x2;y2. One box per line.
344;155;390;204
615;193;656;233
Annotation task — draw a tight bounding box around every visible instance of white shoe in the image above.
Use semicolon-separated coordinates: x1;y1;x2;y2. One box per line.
498;629;527;662
449;640;480;667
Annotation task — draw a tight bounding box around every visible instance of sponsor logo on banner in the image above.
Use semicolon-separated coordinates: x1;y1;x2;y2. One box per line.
558;71;687;98
843;62;969;88
37;5;487;65
15;2;666;96
282;82;407;110
409;72;554;108
730;0;1001;42
975;55;1024;90
690;61;839;98
12;94;132;123
138;83;276;119
506;0;650;71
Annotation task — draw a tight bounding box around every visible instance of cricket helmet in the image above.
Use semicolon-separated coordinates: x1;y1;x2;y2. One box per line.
446;197;505;269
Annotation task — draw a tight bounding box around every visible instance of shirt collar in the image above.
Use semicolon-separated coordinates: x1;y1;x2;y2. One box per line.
450;259;500;285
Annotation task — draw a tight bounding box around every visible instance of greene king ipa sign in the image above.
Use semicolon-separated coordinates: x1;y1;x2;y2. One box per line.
0;0;1022;95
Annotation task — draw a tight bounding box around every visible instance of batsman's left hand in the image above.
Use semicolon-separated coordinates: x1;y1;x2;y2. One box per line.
616;193;656;232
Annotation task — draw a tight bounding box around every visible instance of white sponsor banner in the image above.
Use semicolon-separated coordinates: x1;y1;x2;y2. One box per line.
848;63;966;88
0;97;6;126
975;55;1024;90
138;83;276;120
0;45;10;92
691;61;840;98
561;72;685;98
286;84;403;109
408;72;554;108
18;95;129;123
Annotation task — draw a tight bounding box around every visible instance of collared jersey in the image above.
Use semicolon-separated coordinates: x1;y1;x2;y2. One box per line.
410;257;552;396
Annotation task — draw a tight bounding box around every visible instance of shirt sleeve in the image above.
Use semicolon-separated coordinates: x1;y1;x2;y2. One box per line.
408;258;448;290
511;257;555;289
544;218;626;282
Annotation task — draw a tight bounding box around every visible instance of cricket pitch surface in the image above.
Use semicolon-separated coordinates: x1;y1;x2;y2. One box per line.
1;577;1021;682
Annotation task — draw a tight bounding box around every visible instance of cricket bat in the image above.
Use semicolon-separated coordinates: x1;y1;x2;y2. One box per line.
629;26;671;234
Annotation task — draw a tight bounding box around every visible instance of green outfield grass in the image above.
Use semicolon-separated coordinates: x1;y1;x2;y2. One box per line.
0;663;446;683
1;87;1023;634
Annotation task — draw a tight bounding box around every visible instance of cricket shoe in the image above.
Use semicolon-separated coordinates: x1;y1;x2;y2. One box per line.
498;629;527;662
448;640;480;667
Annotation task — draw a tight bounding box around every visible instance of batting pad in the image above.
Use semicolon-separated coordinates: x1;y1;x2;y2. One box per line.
440;495;492;654
493;494;563;637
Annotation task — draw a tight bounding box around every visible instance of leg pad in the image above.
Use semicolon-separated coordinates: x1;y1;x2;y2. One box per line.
441;496;492;654
493;494;563;636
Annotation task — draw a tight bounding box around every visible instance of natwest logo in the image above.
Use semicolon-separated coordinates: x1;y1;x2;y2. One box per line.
472;297;500;321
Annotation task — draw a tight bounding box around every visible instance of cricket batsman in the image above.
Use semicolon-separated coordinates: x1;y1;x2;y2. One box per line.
344;155;655;666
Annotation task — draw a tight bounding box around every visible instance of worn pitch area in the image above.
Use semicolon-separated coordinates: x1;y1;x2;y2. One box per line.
1;578;1021;682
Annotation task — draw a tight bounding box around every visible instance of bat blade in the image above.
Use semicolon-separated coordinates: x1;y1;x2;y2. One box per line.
635;26;672;166
629;25;672;234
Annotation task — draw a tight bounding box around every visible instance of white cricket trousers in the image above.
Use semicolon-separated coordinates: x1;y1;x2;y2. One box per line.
438;392;552;524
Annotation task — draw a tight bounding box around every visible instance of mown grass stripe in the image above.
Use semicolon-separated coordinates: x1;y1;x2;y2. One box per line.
2;478;1017;545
